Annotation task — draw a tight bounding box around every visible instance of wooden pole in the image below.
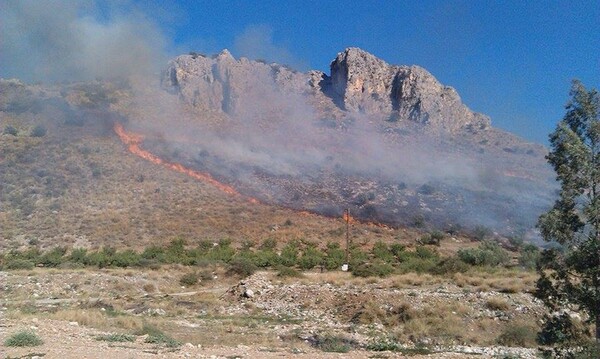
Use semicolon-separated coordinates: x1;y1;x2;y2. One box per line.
345;208;350;264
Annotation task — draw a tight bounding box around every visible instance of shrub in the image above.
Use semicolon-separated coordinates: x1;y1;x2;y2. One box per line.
372;241;394;263
348;247;369;268
179;272;199;286
137;325;181;348
497;323;537;347
95;333;135;342
366;336;402;352
4;258;34;270
457;241;509;267
312;334;356;353
260;237;277;250
207;239;235;263
279;242;299;267
164;238;188;263
30;124;47;137
253;249;280;267
3;125;18;136
39;246;67;267
431;256;469;274
519;243;540;270
69;248;88;263
141;246;166;262
352;260;394;278
111;250;141;267
324;242;345;270
419;231;444;246
4;330;43;347
473;225;492;241
227;257;257;277
298;247;323;270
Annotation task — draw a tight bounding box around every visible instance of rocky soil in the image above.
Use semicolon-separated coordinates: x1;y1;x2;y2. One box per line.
1;269;543;358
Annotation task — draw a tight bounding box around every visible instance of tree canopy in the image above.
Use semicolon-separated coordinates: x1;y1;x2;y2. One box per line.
536;80;600;353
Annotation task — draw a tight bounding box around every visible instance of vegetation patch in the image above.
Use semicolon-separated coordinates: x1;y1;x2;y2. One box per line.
95;333;136;342
137;325;181;348
311;334;357;353
4;330;43;347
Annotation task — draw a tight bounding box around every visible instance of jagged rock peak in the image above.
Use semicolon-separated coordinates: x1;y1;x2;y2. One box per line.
329;47;490;131
161;47;491;132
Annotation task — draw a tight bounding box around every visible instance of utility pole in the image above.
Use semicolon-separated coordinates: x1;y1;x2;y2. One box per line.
343;208;350;271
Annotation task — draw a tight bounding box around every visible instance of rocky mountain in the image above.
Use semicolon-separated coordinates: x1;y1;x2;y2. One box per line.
0;48;555;240
162;47;490;133
156;47;554;238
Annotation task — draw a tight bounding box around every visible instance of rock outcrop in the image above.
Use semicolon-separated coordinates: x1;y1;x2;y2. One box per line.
326;48;490;131
162;47;490;132
161;50;311;120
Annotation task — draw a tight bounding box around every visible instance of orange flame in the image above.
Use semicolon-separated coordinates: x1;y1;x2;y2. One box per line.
114;122;259;202
114;122;395;227
343;211;355;224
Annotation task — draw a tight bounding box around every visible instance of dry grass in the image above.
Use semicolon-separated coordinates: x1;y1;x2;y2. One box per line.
452;269;536;293
485;297;510;311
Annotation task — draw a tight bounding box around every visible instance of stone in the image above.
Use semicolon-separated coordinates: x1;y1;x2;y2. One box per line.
243;289;254;298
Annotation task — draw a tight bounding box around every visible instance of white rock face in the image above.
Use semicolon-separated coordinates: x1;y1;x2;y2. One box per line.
162;47;490;133
328;48;490;131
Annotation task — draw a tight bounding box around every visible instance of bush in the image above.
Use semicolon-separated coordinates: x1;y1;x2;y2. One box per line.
207;239;235;263
69;248;88;263
39;246;67;267
111;250;141;267
3;125;18;136
4;258;34;270
366;336;402;352
179;272;199;286
324;242;345;270
432;256;469;274
137;325;181;348
260;237;277;250
141;246;166;262
30;124;47;137
457;241;509;267
312;334;356;353
252;249;280;267
95;333;135;342
352;260;394;278
419;231;444;246
4;330;43;347
372;241;394;263
298;247;323;270
473;225;492;241
279;242;299;267
227;257;257;277
497;324;537;347
519;244;540;270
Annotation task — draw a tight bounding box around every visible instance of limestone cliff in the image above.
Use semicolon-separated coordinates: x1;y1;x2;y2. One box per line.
162;47;490;132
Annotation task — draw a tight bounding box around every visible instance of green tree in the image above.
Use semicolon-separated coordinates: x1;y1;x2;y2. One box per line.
536;80;600;345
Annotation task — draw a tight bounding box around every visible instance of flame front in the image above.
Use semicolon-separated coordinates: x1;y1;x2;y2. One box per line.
343;211;355;223
114;122;258;202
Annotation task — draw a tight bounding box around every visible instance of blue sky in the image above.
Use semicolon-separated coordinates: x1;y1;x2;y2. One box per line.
159;0;599;144
2;1;598;144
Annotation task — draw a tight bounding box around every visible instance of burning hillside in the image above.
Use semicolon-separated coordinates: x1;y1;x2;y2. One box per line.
105;48;556;237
